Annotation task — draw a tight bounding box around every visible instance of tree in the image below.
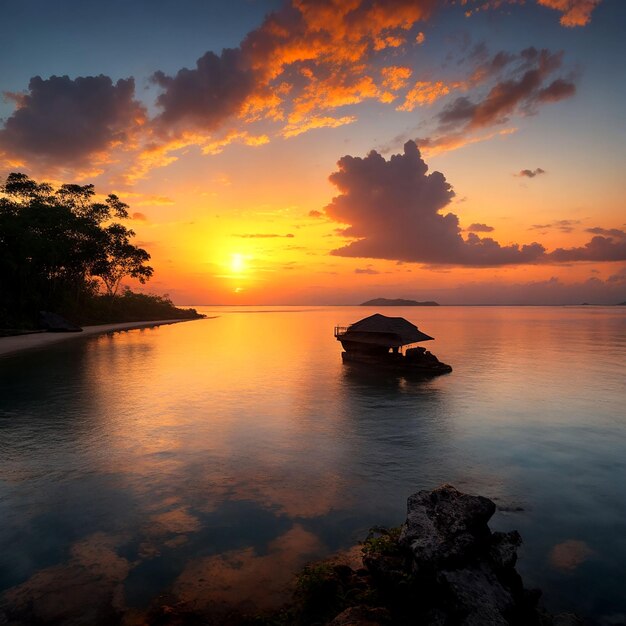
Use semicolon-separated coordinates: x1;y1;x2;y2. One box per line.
94;223;153;296
0;172;154;327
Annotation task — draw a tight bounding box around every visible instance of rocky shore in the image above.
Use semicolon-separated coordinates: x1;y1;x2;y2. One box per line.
144;485;582;626
315;484;583;626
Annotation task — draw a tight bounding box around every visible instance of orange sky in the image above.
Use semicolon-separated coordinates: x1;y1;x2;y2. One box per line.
1;0;625;304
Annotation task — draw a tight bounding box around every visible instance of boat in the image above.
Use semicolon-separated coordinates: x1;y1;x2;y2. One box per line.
334;313;452;375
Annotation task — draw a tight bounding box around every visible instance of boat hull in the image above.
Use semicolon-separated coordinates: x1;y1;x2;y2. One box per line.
341;351;452;376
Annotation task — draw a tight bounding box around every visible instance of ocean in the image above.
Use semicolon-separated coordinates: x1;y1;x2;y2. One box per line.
1;306;625;623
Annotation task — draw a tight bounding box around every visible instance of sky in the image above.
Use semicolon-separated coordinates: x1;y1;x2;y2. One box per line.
1;0;625;305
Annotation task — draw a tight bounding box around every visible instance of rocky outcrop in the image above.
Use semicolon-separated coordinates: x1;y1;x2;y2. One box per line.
282;485;583;626
363;484;582;625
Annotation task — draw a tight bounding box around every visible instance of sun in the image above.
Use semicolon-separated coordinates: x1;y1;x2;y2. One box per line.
231;253;245;273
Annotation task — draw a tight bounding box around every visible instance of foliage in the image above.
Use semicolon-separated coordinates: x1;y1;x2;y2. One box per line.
79;289;203;325
361;526;403;559
0;172;154;327
293;562;348;624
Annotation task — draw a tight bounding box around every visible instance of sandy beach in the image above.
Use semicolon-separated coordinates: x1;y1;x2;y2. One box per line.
0;319;195;358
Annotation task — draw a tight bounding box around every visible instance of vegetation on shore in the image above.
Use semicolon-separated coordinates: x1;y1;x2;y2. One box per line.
0;173;201;329
72;289;203;325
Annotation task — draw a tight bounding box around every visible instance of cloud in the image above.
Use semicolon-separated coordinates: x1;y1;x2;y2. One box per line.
537;78;576;102
440;272;626;305
548;236;626;262
131;212;148;221
463;0;602;27
529;219;580;233
0;75;146;168
438;48;575;132
518;167;546;178
398;81;451;111
281;115;356;138
324;142;625;267
308;210;323;218
416;127;518;157
355;267;380;274
586;227;626;239
535;0;602;27
152;0;438;138
467;223;495;232
381;66;413;91
394;45;573;158
152;48;258;133
0;0;595;177
325;141;546;266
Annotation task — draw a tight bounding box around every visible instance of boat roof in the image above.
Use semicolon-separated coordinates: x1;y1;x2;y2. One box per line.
343;313;433;346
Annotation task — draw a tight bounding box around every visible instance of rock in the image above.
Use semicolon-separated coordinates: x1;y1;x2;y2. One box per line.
38;311;82;332
264;484;581;626
399;484;496;572
439;565;514;625
490;531;522;571
328;605;392;625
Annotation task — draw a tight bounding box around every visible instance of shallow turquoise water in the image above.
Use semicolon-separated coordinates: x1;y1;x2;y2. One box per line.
1;306;625;623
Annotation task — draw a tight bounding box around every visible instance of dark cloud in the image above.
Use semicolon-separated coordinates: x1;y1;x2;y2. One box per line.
325;141;546;266
325;142;625;267
309;210;323;218
355;268;380;274
466;223;494;232
537;78;576;102
518;168;546;178
0;75;145;165
548;236;626;262
529;219;579;233
438;48;575;132
132;212;148;221
233;233;295;238
152;48;258;132
586;227;626;239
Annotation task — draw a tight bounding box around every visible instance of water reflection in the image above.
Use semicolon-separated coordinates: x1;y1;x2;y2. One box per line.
0;306;625;623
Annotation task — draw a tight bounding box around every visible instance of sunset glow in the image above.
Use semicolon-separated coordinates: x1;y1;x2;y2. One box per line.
1;0;624;305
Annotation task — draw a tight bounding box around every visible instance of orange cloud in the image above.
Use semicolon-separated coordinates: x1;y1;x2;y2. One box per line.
462;0;602;27
418;127;518;157
536;0;602;27
282;115;356;138
153;0;438;137
398;80;451;111
381;66;413;91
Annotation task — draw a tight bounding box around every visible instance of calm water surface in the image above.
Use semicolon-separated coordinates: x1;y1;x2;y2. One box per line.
1;306;625;623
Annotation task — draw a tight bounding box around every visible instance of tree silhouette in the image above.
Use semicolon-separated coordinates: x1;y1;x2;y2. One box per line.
0;173;153;327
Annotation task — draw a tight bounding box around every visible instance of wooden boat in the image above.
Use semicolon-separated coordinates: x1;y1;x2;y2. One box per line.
334;313;452;375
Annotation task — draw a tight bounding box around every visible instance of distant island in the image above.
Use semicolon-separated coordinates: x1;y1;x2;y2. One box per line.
360;298;439;306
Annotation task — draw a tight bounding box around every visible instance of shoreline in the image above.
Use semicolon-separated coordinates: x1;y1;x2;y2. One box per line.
0;318;198;358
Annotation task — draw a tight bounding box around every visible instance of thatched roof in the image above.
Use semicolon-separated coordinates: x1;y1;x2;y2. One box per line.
342;313;433;347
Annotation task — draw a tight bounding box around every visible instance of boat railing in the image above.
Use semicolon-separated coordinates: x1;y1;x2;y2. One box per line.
334;326;349;337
